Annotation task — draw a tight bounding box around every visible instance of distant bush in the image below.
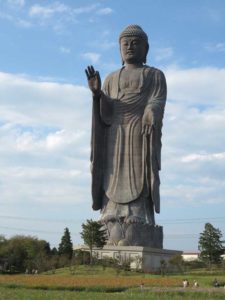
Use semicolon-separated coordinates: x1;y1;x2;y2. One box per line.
73;249;90;265
184;259;206;270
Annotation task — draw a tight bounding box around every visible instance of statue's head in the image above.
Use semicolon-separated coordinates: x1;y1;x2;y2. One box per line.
119;24;149;65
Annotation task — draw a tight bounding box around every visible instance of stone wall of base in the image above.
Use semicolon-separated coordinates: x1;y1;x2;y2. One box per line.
91;245;182;272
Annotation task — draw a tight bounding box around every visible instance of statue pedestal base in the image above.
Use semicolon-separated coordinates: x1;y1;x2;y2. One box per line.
92;246;182;272
104;222;163;248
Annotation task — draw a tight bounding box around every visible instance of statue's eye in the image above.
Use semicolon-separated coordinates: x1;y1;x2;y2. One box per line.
132;40;139;45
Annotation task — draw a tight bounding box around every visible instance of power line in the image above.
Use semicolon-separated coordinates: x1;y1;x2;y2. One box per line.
1;225;224;240
0;225;80;237
1;215;225;240
158;217;225;225
0;215;83;224
0;226;59;235
166;234;199;240
1;215;225;225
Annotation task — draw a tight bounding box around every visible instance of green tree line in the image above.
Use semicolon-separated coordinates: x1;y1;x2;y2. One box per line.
0;227;73;273
1;221;224;274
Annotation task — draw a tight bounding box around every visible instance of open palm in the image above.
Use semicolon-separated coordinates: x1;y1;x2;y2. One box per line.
85;65;101;96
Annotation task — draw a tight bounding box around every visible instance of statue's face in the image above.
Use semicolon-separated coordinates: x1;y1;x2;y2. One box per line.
120;36;147;64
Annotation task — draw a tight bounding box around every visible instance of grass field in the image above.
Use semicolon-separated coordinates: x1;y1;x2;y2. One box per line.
1;286;225;300
0;266;225;300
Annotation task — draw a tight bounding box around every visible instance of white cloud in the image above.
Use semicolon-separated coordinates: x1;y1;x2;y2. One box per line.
29;2;69;18
0;166;90;205
0;71;91;130
0;11;31;28
73;4;100;14
0;72;93;209
46;130;85;151
159;66;225;208
96;7;113;15
28;2;74;32
181;152;225;163
165;66;225;104
10;128;85;153
1;2;112;32
81;52;101;64
27;3;108;32
29;3;102;20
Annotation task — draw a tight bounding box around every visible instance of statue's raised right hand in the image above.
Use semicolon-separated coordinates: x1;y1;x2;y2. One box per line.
85;65;101;97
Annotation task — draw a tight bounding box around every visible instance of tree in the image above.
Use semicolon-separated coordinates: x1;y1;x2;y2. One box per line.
0;235;6;245
198;223;224;267
0;235;53;273
160;259;167;276
58;228;73;259
51;247;58;256
169;254;184;272
80;219;107;264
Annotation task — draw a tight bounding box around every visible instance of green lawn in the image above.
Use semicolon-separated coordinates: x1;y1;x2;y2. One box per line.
0;286;225;300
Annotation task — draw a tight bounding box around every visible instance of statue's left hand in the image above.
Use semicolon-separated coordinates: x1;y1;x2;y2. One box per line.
141;110;155;135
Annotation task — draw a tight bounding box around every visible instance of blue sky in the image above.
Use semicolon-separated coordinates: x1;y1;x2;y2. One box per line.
0;0;225;252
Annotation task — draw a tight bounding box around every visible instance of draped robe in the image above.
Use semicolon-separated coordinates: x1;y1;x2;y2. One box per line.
91;66;167;223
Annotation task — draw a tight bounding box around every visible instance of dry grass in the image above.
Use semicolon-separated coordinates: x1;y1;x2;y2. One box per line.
0;274;180;289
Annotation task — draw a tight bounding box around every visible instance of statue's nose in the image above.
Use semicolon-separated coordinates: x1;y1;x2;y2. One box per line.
127;42;133;49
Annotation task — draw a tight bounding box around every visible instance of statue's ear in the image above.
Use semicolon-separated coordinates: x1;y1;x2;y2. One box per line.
119;44;124;65
143;43;149;64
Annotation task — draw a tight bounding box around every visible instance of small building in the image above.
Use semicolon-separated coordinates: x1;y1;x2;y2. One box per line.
182;252;199;261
